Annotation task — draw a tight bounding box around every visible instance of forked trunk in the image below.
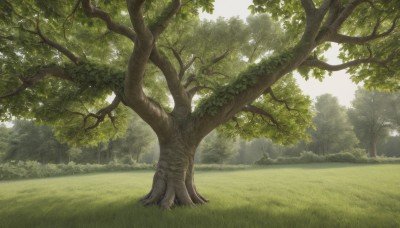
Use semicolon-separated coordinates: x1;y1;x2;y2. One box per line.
140;134;208;209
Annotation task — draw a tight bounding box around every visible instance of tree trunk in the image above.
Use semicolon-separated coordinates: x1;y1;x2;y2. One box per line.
368;138;377;157
140;134;208;210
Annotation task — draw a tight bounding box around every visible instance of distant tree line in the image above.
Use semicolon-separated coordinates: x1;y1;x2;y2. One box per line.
1;88;399;165
0;114;158;164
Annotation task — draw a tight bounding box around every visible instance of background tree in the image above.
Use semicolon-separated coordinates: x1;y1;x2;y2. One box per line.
309;94;358;155
4;120;69;163
199;131;238;164
348;88;399;157
1;0;399;209
66;147;83;163
0;124;11;161
377;136;400;157
109;115;156;163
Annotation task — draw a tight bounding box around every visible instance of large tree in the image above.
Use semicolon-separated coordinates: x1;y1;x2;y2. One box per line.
199;131;238;164
4;120;69;163
348;88;399;157
1;0;399;209
309;94;358;155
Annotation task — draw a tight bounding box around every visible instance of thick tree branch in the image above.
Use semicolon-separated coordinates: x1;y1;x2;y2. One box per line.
150;46;191;115
329;0;367;31
301;0;317;16
126;0;153;42
81;0;136;42
0;66;69;99
18;20;81;64
329;17;398;44
187;86;214;99
149;0;181;38
35;22;82;64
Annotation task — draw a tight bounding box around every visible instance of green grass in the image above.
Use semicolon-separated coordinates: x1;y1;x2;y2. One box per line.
1;163;399;228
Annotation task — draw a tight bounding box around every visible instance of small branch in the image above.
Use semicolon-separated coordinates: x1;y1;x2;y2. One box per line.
35;21;82;64
264;88;296;111
0;66;69;99
82;0;136;42
187;85;214;99
83;97;121;131
329;17;398;44
211;50;230;64
300;51;397;71
241;105;281;129
150;46;191;114
62;0;82;38
167;45;200;80
200;50;230;75
182;56;199;80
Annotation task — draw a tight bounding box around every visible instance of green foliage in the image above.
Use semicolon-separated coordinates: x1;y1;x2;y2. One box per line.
348;88;400;156
217;76;313;145
199;131;238;164
340;148;367;159
4;120;69;163
194;49;294;117
109;115;156;163
337;2;400;90
309;94;358;155
326;152;357;163
255;151;400;165
254;153;275;165
378;136;400;157
0;160;153;180
299;151;325;163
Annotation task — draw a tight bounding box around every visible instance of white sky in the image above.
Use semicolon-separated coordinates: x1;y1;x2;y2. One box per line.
199;0;360;107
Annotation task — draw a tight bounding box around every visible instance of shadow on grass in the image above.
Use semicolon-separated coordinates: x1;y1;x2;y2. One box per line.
1;194;398;228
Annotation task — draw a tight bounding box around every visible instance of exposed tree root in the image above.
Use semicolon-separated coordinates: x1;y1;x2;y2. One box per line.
140;167;208;210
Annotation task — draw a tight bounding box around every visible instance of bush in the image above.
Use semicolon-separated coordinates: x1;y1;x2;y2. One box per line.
341;148;367;159
276;156;300;164
326;152;357;163
299;151;325;163
255;154;275;165
0;161;154;181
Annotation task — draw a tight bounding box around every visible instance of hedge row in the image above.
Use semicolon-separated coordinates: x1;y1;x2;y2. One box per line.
0;161;153;180
255;149;400;165
0;161;254;180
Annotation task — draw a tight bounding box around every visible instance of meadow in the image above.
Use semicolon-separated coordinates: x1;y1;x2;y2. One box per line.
1;163;399;228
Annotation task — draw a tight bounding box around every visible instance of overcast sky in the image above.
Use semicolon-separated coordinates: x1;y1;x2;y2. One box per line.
199;0;361;107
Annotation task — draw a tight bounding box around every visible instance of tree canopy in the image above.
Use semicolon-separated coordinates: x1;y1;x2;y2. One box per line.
348;88;400;157
309;94;358;155
0;0;316;146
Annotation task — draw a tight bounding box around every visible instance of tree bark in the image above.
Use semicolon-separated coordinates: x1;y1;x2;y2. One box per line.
140;132;208;210
368;137;377;157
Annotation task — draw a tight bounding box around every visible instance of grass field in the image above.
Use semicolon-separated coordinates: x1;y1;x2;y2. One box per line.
1;163;399;228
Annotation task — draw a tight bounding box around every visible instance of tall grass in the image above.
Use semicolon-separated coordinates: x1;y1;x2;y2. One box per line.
0;163;399;228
